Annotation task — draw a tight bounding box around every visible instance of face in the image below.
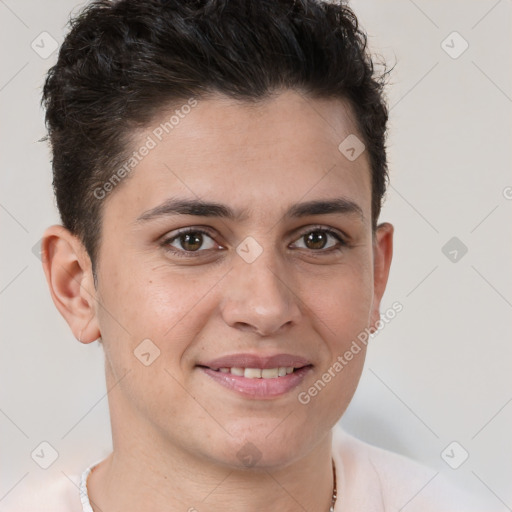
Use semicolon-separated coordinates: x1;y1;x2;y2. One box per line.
53;90;392;470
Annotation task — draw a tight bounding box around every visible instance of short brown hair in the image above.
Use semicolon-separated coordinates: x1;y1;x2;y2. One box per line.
43;0;391;270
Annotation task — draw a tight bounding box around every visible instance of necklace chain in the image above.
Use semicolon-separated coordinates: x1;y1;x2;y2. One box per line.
329;459;337;512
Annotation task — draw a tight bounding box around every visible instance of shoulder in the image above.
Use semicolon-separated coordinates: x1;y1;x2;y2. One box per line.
0;470;83;512
331;426;480;512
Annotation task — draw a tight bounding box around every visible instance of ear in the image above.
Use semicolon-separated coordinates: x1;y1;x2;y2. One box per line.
369;222;394;332
41;225;100;344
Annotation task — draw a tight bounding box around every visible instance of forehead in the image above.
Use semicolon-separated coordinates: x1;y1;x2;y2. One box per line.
105;90;372;223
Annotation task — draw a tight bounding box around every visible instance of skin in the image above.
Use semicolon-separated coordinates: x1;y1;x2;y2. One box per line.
42;89;393;512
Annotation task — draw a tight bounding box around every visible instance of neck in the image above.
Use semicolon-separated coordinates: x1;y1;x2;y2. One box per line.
88;426;335;512
88;365;338;512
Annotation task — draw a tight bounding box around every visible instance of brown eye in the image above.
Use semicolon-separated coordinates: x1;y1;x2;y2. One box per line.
291;228;345;252
179;232;203;251
164;229;218;254
304;231;328;250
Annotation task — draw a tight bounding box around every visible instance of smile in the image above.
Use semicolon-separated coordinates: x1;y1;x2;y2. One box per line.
197;353;313;399
212;367;297;378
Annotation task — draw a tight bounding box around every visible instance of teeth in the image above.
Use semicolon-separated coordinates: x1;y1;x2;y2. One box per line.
215;367;297;378
244;368;262;379
261;368;279;379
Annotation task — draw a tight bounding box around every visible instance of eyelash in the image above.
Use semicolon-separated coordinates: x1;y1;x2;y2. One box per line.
160;226;348;258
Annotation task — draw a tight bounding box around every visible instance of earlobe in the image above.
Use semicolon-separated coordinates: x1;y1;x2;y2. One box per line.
41;225;101;344
369;222;394;331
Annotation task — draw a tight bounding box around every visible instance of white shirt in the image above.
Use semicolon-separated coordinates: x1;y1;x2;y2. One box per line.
0;426;481;511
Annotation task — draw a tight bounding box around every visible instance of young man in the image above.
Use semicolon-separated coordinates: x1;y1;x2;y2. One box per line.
9;0;479;510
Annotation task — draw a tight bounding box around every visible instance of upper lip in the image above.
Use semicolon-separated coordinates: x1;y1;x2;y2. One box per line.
198;353;312;370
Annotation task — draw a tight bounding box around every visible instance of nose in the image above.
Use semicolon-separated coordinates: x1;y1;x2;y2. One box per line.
219;253;302;337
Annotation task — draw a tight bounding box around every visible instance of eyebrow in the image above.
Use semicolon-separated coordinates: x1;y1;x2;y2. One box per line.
136;197;364;223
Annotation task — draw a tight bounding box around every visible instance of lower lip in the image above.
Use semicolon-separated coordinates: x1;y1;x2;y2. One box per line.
200;366;312;399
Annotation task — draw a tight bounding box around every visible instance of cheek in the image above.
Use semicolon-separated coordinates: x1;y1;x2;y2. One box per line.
300;345;366;430
305;257;374;348
95;258;220;370
296;264;371;423
95;263;222;423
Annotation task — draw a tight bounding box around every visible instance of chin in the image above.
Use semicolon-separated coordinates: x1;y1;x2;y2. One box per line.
204;418;319;470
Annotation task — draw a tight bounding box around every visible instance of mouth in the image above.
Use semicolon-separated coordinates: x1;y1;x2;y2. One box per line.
196;354;313;399
201;366;303;378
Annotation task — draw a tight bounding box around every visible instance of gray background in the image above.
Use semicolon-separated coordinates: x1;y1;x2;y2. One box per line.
1;0;510;509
